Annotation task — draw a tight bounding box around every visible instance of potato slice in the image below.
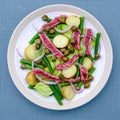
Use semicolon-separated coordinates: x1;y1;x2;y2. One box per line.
25;72;38;85
66;15;80;27
24;44;39;60
24;44;42;60
53;35;69;48
82;57;93;70
62;65;77;78
61;86;75;100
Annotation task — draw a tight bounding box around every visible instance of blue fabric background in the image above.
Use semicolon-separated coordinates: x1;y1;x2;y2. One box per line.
0;0;120;120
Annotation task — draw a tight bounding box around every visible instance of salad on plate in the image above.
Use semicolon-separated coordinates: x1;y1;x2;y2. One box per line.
18;14;101;105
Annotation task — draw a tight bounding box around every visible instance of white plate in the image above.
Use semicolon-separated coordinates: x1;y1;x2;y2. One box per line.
7;4;113;110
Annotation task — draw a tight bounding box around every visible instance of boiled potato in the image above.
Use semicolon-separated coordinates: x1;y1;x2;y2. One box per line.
62;65;77;78
82;57;93;70
61;86;75;100
53;35;69;48
25;72;38;85
24;44;38;60
66;15;80;27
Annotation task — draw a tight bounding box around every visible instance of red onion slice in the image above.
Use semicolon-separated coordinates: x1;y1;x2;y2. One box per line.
54;25;73;33
34;52;45;62
75;62;88;83
36;75;59;85
75;62;81;68
98;44;101;54
31;51;58;85
16;48;25;59
45;53;57;58
32;52;45;70
70;83;84;93
32;23;39;32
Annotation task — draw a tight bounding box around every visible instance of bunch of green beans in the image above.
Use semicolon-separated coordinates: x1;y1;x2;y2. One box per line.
87;56;95;61
94;33;101;57
43;56;54;74
46;18;52;23
20;59;43;69
79;17;85;34
88;67;96;75
60;82;70;87
49;85;63;105
29;32;58;45
29;32;41;45
79;57;84;65
76;66;80;78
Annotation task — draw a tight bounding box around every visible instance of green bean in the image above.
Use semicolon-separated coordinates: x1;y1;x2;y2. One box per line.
75;81;83;90
75;57;84;87
79;17;85;34
77;81;83;86
28;85;35;89
43;56;54;74
59;82;70;87
49;85;63;105
76;66;80;78
79;57;84;65
25;64;32;69
53;93;63;105
94;33;101;57
46;18;52;22
88;66;96;75
49;86;61;99
21;63;32;70
54;85;63;99
29;32;41;45
75;60;83;87
75;65;83;88
46;33;58;38
20;59;43;69
87;56;95;61
34;63;43;68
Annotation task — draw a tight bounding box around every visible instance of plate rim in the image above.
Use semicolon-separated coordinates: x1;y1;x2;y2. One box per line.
7;4;113;110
